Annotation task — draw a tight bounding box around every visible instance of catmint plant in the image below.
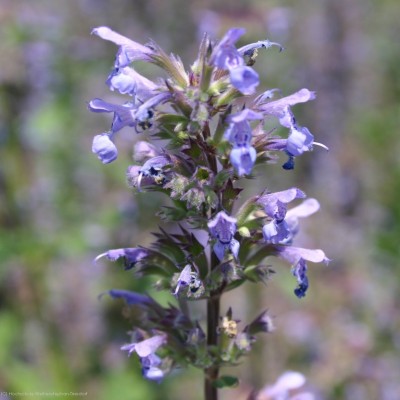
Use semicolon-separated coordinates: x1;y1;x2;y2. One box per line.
89;25;329;400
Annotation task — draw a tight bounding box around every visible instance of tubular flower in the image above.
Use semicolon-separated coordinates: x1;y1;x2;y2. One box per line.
92;133;118;164
94;247;149;270
208;211;240;261
225;109;263;176
106;66;157;100
274;246;330;298
92;26;154;67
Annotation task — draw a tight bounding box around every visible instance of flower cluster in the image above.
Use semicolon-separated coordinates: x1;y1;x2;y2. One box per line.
89;26;329;388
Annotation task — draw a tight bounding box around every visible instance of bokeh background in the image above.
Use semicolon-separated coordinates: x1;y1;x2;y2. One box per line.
1;0;400;399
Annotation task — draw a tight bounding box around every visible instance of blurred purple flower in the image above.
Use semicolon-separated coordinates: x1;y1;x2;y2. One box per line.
262;219;291;244
208;211;239;261
229;65;259;95
292;258;309;298
137;155;171;191
210;27;245;69
88;98;137;132
141;354;164;382
92;26;154;67
210;28;260;94
255;88;316;125
92;133;118;164
230;146;257;176
121;334;167;382
88;92;170;134
274;246;329;298
258;371;311;400
94;247;149;270
173;264;192;296
106;66;157;100
107;289;152;305
238;39;284;55
258;188;305;221
121;333;167;357
225;109;263;176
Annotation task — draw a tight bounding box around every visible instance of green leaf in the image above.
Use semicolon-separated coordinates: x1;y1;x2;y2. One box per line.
213;375;239;388
221;179;242;212
243;244;275;269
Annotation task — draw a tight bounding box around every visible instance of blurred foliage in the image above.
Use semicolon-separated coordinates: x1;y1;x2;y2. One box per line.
1;0;400;399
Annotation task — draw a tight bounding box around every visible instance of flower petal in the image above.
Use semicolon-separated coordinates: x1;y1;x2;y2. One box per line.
135;335;167;358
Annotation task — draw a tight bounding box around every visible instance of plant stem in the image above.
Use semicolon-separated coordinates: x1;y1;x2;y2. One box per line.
204;293;220;400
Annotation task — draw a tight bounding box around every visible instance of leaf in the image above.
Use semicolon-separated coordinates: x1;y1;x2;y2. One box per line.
243;244;275;269
212;376;239;389
221;179;242;212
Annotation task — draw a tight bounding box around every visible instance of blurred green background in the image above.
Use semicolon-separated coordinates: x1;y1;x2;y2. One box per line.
1;0;400;399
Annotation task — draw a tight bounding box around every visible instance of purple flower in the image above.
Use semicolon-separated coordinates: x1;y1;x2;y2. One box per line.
255;88;316;125
94;247;149;270
229;66;259;95
225;109;263;176
141;354;164;382
262;219;291;244
133;141;161;163
263;197;320;245
88;98;137;133
89;92;170;134
260;371;308;399
238;39;284;55
230;146;257;176
210;28;246;70
137;155;171;191
92;26;154;67
286;125;314;157
106;66;157;100
107;289;152;305
121;333;167;357
292;258;309;298
121;334;167;382
274;246;330;298
258;188;306;221
208;211;239;261
173;264;192;296
92;134;118;164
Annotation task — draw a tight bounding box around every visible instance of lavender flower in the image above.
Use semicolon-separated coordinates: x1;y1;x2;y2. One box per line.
89;25;329;389
107;289;152;305
88;92;170;134
121;333;167;357
210;28;245;70
262;219;291;244
225;109;263;176
92;133;118;164
141;354;164;382
121;334;167;382
261;195;319;245
208;211;239;261
229;66;259;95
173;264;192;296
136;155;171;191
210;28;260;95
106;66;157;100
92;26;154;67
258;188;306;221
258;371;312;400
94;247;149;270
274;246;329;298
